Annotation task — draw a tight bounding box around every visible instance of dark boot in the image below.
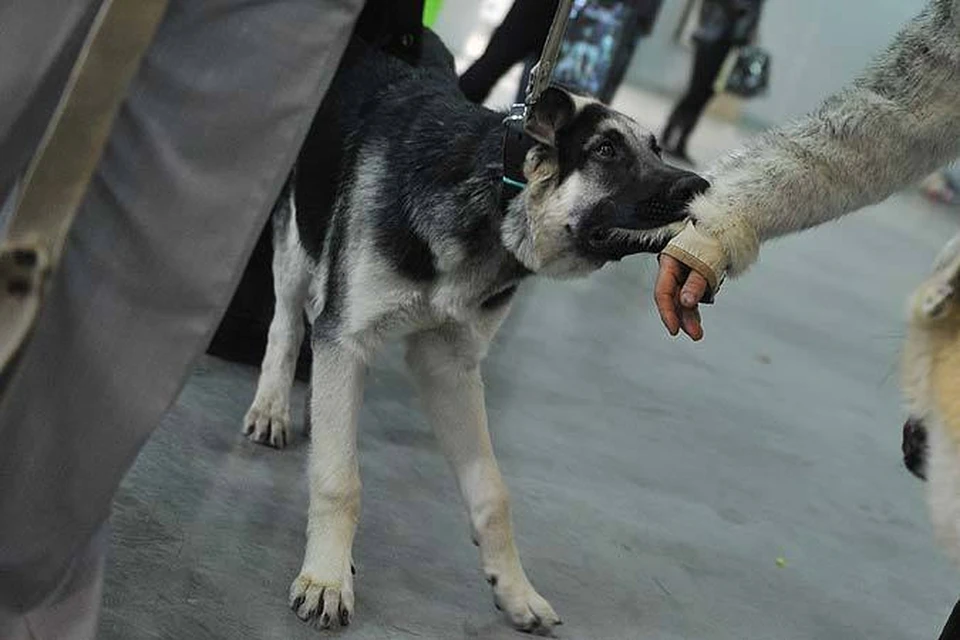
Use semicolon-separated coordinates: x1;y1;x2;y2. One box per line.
661;111;693;165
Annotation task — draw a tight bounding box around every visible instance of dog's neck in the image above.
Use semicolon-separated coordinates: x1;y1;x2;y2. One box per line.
455;108;542;274
500;195;541;271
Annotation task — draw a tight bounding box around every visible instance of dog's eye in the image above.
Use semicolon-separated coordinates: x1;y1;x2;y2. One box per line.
594;141;616;159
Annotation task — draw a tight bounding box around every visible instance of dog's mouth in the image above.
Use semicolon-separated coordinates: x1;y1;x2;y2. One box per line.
576;198;690;261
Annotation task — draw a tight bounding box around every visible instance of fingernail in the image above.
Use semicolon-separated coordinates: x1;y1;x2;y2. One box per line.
681;294;694;306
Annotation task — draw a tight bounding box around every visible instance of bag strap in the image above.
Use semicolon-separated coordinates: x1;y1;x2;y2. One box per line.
0;0;169;386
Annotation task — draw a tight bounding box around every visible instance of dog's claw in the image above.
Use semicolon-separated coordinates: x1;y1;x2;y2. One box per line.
291;594;305;612
242;400;292;449
290;568;355;629
490;576;560;633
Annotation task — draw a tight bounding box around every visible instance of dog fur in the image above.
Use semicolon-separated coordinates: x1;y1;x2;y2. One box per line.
902;233;960;563
241;31;706;632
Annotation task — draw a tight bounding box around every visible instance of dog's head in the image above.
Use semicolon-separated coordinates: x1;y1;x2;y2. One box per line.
902;234;960;481
507;86;708;277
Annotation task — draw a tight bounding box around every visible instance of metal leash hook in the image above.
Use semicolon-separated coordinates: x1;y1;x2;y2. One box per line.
500;0;573;206
522;0;574;120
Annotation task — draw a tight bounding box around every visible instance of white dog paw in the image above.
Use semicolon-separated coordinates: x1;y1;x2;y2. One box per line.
289;561;355;629
489;574;561;633
242;399;291;449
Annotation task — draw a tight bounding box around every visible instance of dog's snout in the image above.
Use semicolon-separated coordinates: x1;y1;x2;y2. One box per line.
903;416;929;481
667;175;710;203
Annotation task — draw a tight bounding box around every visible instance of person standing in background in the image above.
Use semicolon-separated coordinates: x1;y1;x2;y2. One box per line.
459;0;663;105
661;0;764;164
458;0;560;104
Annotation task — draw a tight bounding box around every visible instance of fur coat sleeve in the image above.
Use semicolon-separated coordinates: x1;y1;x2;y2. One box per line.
684;0;960;278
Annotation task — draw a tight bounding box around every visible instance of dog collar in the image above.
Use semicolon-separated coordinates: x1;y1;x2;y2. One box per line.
500;104;536;211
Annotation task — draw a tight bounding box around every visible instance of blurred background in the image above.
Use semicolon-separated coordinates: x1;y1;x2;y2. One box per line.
437;0;921;128
436;0;960;200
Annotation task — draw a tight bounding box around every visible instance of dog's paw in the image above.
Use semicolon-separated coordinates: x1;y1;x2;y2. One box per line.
489;574;561;633
289;562;355;629
242;399;290;449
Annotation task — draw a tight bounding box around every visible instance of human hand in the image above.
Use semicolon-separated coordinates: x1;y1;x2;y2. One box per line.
654;253;711;340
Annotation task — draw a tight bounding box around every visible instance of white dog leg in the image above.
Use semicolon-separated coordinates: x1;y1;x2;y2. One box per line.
290;338;365;628
406;328;560;632
243;211;311;448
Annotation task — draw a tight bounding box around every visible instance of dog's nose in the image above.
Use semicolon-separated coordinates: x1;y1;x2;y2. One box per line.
667;175;710;203
903;416;928;481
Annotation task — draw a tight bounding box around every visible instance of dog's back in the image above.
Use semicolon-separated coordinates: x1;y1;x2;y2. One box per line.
285;28;522;344
292;29;464;257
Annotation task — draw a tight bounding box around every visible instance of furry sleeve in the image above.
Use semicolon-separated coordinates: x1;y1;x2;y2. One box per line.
689;0;960;276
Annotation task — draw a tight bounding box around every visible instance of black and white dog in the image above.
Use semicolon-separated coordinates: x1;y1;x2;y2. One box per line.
242;32;707;632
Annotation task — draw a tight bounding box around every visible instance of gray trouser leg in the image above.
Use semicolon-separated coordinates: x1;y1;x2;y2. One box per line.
0;528;106;640
0;0;365;623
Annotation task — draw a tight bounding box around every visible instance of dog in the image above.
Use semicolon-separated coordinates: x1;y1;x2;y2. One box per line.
241;31;707;632
902;233;960;562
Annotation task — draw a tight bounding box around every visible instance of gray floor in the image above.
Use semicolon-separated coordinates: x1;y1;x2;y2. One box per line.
102;99;960;639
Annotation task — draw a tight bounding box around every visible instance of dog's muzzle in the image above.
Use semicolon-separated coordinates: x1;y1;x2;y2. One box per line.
576;173;709;261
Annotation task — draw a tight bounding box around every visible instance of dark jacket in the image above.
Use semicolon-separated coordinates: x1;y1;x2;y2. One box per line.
632;0;665;36
694;0;763;45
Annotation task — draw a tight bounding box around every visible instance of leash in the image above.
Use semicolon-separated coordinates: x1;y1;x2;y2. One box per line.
0;0;170;389
500;0;574;208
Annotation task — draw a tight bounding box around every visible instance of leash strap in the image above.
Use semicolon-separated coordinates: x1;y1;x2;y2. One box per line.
0;0;170;387
499;0;573;211
523;0;574;109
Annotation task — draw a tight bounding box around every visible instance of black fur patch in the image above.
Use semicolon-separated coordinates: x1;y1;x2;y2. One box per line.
296;102;345;262
375;223;437;281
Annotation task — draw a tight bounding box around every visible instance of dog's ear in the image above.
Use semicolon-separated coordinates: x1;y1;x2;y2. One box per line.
525;86;576;146
933;233;960;277
917;234;960;319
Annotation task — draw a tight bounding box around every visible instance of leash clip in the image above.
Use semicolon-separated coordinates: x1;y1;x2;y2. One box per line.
499;104;534;209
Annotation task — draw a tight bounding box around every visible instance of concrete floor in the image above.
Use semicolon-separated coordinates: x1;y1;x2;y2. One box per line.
103;90;960;639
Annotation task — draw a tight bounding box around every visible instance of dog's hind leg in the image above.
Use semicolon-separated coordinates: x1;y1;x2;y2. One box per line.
243;191;311;448
290;336;365;628
405;324;561;632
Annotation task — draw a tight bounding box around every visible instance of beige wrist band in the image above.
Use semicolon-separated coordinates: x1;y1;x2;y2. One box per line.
660;221;728;303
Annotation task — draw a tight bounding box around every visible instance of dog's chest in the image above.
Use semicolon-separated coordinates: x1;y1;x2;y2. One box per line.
345;265;517;342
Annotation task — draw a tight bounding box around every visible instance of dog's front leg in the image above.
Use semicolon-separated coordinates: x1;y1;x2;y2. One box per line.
290;337;365;628
406;329;560;632
243;211;311;448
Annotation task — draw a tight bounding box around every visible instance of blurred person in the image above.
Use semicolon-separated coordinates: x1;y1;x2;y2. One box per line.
654;0;960;342
661;0;765;164
458;0;560;103
0;1;432;638
459;0;663;105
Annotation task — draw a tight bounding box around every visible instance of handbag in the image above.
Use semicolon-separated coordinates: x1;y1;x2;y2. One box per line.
714;45;770;98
